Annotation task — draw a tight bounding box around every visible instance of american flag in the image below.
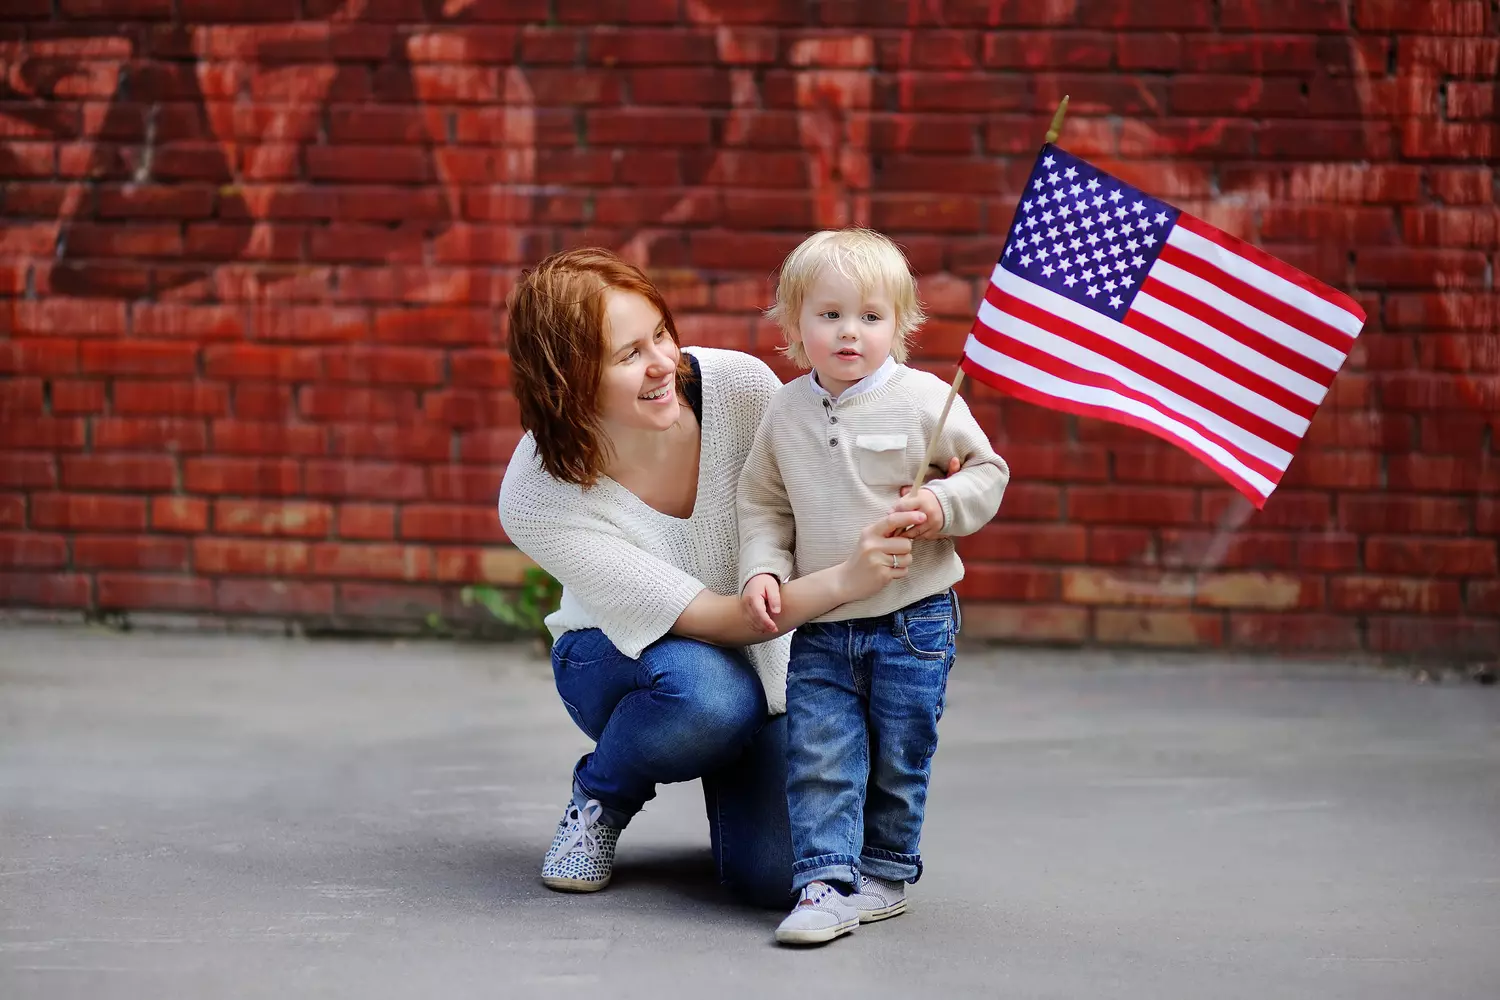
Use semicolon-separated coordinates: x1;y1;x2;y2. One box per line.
963;144;1367;508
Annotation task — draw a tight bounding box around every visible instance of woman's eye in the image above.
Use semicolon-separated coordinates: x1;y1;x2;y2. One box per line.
654;329;666;341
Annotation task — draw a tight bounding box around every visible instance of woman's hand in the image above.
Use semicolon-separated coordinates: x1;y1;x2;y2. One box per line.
836;509;926;604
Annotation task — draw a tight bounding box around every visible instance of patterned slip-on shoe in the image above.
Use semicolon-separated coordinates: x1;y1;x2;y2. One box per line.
774;881;859;946
540;799;619;893
850;873;907;923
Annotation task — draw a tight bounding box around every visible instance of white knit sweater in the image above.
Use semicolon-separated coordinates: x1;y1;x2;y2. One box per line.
497;347;794;714
738;364;1010;623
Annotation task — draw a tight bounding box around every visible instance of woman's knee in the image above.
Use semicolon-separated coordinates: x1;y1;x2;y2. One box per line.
646;637;766;745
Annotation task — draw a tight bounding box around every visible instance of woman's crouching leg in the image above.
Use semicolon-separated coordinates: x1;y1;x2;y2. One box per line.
703;712;795;910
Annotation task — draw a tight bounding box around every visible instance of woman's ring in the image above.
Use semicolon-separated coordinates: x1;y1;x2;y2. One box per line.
891;554;899;569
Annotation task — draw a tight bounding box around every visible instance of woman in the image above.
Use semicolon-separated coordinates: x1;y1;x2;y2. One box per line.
497;248;945;908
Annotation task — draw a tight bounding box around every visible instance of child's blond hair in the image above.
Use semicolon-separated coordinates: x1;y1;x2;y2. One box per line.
765;228;928;368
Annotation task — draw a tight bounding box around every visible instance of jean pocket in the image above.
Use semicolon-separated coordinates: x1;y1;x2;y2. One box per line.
898;613;954;660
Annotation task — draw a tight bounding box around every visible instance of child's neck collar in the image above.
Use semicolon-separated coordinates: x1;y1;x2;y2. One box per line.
810;356;899;404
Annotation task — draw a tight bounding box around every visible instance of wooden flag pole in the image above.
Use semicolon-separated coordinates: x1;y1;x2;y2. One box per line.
907;96;1070;495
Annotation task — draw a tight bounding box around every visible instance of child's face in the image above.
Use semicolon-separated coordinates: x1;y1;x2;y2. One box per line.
794;267;898;397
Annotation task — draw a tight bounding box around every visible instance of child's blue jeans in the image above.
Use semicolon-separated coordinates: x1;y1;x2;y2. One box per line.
785;589;960;892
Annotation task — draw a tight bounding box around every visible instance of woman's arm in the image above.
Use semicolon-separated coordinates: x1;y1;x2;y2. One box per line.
673;508;927;647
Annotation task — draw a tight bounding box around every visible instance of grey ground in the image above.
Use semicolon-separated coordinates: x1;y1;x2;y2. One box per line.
1;625;1497;1000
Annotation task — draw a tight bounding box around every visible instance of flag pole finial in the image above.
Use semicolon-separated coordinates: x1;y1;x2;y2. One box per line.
1045;96;1070;144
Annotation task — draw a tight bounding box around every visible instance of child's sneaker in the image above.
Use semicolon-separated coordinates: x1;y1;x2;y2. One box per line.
540;799;619;893
774;881;859;945
850;873;907;922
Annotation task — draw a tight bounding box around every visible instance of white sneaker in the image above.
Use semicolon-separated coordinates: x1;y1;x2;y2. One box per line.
850;873;907;923
540;800;619;893
774;881;859;945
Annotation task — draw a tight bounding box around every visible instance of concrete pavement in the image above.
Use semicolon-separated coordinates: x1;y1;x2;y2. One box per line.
2;625;1497;999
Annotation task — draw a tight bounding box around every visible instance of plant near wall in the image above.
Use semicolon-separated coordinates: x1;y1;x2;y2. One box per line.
461;567;563;646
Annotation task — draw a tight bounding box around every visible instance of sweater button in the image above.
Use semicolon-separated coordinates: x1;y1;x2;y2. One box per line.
829;416;838;424
829;438;838;447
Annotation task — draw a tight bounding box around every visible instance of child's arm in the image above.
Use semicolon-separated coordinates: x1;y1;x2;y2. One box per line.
735;416;796;596
895;393;1009;539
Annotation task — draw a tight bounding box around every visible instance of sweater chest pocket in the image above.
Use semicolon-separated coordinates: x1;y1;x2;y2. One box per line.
854;433;911;487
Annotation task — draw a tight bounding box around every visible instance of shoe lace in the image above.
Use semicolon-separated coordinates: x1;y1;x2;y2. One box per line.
557;799;605;859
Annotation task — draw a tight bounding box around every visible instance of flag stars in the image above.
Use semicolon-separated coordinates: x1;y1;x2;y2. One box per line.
1110;295;1123;309
1109;190;1124;203
1132;202;1146;215
1131;254;1146;267
1064;166;1078;180
1086;285;1101;298
1048;227;1061;240
1041;264;1056;278
1064;222;1078;236
1104;279;1118;292
1070;184;1083;197
1154;211;1169;226
1043;154;1056;168
1063;274;1078;288
1087;178;1101;192
1143;234;1158;247
1020;253;1033;266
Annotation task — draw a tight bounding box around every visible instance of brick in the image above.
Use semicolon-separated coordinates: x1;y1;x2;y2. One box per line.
66;223;184;258
8;300;128;338
1368;617;1500;658
0;532;67;569
1331;576;1464;615
80;341;198;376
1468;581;1500;617
1220;164;1421;205
1261;206;1399;246
585;108;714;147
337;504;396;540
1095;609;1224;647
311;543;431;581
1221;0;1349;29
0;495;24;529
203;345;321;381
1366;538;1497;577
1403;209;1500;250
1388;455;1500;493
323;347;444;386
1302;411;1415;452
298;387;417;423
422;390;520;429
400;504;507;544
0;339;79;376
588;27;717;64
233;384;295;421
960;523;1087;563
1386;294;1500;332
95;184;216;219
999;483;1063;522
1206;490;1332;530
1195;573;1321;611
217;579;335;616
1338;496;1472;535
74;535;190;572
450;350;510;389
32;493;147;532
152;496;209;534
1356;0;1492;32
895;73;1030;113
194;537;311;576
1063;568;1194;607
956;565;1060;603
0;378;44;415
183;457;301;496
1428;168;1493;206
1418;415;1494;453
434;547;533;585
519;26;585;62
1446;83;1498;122
329;424;451;462
1398;36;1500;78
871;195;985;234
1119;119;1256;158
336;582;445;621
427;466;503;505
215;500;332;539
1228;613;1363;652
1479;500;1499;535
0;572;89;608
114;381;228;417
97;573;213;611
1359;249;1489;289
954;603;1091;643
1402;121;1499;161
0;453;56;489
1068;487;1197;526
1278;452;1382;490
982;30;1111;69
94;418;208;453
61;455;177;492
1259;121;1393;160
306;146;430;184
458;428;525;464
370;307;495;347
304;461;425;501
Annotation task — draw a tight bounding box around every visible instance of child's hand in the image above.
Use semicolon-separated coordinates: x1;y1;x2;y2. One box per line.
741;573;782;634
891;486;946;541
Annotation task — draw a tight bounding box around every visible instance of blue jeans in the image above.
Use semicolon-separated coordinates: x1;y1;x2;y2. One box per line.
551;628;793;909
785;589;959;892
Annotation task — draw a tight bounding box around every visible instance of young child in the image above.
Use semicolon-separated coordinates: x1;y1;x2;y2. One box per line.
737;228;1010;945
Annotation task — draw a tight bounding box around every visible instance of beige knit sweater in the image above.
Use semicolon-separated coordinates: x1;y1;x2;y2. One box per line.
498;347;795;714
737;365;1010;623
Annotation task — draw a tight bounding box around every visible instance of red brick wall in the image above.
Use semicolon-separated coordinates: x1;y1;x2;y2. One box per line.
2;2;1496;657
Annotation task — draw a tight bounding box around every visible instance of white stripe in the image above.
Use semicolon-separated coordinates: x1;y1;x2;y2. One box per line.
964;335;1276;498
989;267;1309;437
1149;260;1348;372
976;297;1294;471
1167;225;1364;339
1130;291;1329;406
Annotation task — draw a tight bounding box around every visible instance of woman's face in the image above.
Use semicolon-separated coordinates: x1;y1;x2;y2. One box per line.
596;287;683;434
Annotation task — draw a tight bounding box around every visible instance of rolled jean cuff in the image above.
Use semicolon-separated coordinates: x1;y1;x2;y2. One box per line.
791;853;860;892
572;761;635;830
860;847;923;884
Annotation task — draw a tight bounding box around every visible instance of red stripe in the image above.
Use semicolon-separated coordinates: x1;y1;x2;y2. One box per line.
1140;276;1339;383
960;355;1271;508
1157;242;1353;355
970;311;1286;485
984;283;1303;457
1121;302;1318;422
1176;213;1367;324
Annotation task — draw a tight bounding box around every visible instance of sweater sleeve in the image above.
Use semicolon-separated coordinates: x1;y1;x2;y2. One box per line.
735;410;797;591
498;451;706;658
921;391;1010;538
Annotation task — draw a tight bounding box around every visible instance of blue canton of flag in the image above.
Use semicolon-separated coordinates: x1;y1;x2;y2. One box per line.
1000;144;1180;324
